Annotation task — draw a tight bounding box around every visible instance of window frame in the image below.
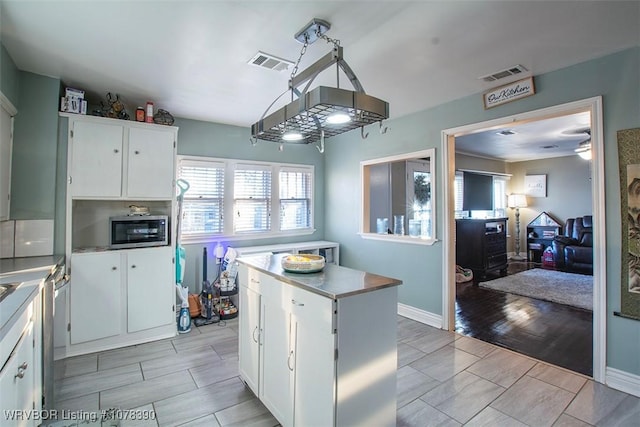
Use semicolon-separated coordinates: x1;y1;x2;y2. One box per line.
177;155;315;244
359;148;437;246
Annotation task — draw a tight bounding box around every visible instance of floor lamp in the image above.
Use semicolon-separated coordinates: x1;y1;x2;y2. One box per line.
508;194;528;261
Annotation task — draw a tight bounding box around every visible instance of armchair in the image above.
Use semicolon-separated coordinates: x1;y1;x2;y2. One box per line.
551;216;593;274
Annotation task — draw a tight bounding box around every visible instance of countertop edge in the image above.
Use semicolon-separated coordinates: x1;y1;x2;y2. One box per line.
238;255;402;299
0;280;42;342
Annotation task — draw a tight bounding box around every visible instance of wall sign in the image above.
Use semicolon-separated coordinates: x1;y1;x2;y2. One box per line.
524;174;546;198
483;76;535;109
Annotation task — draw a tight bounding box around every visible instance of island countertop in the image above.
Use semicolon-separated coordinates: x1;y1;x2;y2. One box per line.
237;253;402;299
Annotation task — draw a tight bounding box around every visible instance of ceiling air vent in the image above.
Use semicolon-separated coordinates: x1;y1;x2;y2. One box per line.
248;51;294;72
479;65;528;82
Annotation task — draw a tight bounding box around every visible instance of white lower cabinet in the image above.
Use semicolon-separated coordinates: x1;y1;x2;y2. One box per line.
70;251;122;344
238;282;261;395
0;292;41;427
126;247;174;333
238;265;396;427
0;323;34;427
69;247;174;351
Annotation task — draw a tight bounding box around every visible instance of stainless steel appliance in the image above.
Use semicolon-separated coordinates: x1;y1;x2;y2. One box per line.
43;260;67;410
109;215;169;249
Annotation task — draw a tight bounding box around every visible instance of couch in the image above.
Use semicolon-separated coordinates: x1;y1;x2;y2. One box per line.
551;215;593;274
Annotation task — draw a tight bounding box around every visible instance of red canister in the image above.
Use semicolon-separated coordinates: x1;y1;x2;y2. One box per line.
135;107;145;122
145;102;154;123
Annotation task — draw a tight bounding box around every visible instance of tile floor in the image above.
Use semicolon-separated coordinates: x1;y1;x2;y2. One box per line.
52;316;640;426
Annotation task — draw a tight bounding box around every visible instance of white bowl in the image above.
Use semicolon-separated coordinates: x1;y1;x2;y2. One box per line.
281;254;325;273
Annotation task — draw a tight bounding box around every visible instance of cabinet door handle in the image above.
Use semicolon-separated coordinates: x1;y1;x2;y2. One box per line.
114;149;119;153
252;326;259;343
131;265;136;269
15;362;28;379
287;350;294;371
291;299;304;307
134;150;140;155
111;266;117;271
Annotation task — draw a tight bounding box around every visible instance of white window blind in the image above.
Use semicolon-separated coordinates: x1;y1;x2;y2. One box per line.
279;169;312;230
234;165;272;233
454;171;464;213
493;176;508;211
177;160;225;235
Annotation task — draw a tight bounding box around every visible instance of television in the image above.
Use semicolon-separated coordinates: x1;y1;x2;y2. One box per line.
462;172;493;211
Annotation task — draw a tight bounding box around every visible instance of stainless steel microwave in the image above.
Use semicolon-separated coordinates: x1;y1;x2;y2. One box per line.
109;215;169;249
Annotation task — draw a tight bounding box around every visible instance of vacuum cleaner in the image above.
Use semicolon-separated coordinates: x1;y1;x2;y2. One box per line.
194;247;219;326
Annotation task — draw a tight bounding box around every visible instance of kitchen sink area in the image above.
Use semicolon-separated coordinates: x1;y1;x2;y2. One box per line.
0;282;20;302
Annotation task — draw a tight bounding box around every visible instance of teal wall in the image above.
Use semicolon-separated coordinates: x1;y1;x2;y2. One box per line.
5;39;639;377
323;48;640;376
1;43;20;107
10;72;60;219
174;117;325;290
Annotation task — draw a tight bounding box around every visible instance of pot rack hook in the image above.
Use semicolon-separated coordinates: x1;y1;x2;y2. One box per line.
379;121;388;135
316;129;325;153
361;126;369;140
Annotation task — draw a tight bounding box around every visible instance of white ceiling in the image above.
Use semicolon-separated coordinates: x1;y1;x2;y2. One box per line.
455;111;592;162
1;1;638;158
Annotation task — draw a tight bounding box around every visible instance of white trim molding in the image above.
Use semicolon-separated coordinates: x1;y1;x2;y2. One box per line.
441;96;606;383
0;91;17;116
398;303;442;329
606;367;640;398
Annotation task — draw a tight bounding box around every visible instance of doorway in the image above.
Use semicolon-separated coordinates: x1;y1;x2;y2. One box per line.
441;97;606;381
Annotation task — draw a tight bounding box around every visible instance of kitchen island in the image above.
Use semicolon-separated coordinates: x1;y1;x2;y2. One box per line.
237;253;402;427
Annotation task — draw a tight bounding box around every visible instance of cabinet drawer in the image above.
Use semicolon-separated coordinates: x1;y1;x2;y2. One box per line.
288;285;334;327
487;254;507;269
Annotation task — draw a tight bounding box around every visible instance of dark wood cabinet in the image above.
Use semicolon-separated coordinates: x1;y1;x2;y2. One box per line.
526;212;562;263
456;218;508;281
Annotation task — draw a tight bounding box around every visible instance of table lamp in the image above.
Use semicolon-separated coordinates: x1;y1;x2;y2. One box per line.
508;194;528;261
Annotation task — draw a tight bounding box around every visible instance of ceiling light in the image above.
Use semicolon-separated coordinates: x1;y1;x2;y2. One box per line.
251;18;389;151
575;139;592;160
325;111;352;124
282;129;304;142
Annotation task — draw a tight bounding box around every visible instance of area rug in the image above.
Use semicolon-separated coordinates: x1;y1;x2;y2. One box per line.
479;268;593;310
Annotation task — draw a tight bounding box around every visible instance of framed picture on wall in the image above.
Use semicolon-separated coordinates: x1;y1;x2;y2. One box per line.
524;174;546;197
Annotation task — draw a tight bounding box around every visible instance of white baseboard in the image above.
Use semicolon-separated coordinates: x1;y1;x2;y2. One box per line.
606;367;640;397
398;303;442;329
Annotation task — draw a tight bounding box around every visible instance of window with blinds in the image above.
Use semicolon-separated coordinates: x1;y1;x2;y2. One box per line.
279;169;312;230
178;160;225;235
234;165;272;233
455;171;510;218
454;171;464;216
493;176;508;217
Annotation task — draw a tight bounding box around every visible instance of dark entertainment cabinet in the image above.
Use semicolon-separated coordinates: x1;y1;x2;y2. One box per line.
526;212;562;263
456;218;508;281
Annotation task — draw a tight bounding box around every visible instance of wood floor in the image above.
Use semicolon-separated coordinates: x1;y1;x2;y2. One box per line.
455;261;593;377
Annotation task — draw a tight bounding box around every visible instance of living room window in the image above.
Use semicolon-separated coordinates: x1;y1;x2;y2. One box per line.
177;156;314;242
454;171;509;218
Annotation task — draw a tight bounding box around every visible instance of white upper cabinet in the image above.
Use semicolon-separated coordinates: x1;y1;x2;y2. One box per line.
127;128;175;198
69;120;124;198
68;116;177;199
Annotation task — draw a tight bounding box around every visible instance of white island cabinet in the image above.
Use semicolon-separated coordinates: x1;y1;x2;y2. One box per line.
238;253;401;427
